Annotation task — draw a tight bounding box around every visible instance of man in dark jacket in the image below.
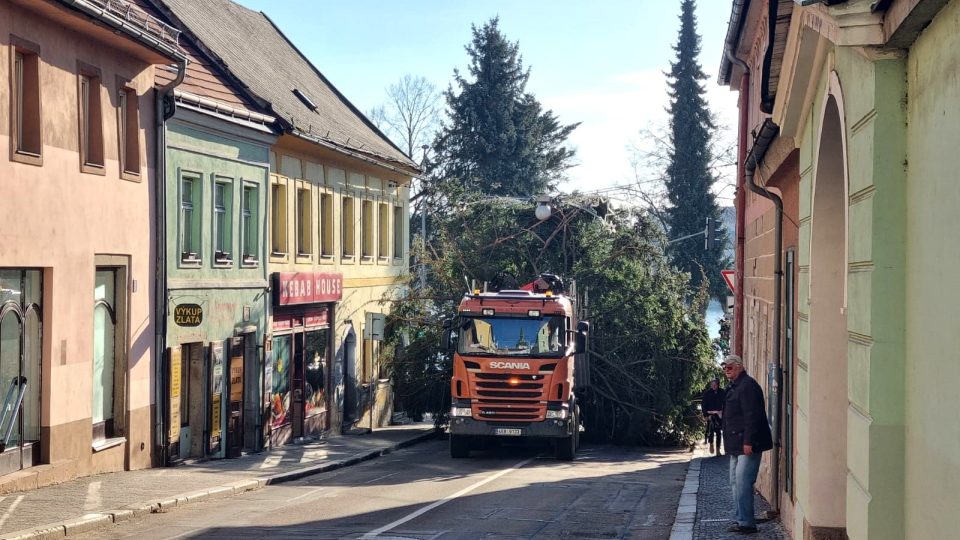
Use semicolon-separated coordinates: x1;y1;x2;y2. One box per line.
702;378;725;455
721;354;773;534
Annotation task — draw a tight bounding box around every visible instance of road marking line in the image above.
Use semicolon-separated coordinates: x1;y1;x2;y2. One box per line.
363;471;400;484
0;495;24;529
361;456;535;539
287;487;326;503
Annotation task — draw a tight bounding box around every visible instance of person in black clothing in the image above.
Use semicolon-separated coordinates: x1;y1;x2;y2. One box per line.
721;354;773;535
702;378;725;455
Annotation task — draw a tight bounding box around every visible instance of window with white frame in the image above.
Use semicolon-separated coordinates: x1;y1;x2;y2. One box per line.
361;200;374;259
271;182;288;256
213;178;233;264
320;192;333;257
378;203;390;259
180;174;201;264
297;186;312;256
241;184;259;265
342;196;355;258
393;205;403;260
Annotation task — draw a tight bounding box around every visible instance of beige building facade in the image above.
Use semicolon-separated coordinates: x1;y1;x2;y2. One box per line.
0;0;185;489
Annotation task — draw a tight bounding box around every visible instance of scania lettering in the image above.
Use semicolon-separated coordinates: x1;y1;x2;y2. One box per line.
442;274;589;460
489;361;531;370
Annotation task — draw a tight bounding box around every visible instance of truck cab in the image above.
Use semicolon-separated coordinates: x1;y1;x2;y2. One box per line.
444;286;588;460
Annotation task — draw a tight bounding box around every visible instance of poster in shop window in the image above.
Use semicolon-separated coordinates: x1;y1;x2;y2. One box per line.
271;335;291;427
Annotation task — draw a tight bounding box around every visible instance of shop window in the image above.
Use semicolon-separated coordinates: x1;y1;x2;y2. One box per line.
11;42;42;164
93;266;126;444
319;192;333;258
213;178;233;265
342;196;355;258
180;174;201;265
296;187;312;256
0;269;42;473
361;200;374;259
271;182;288;256
271;335;291;429
378;203;390;260
78;66;104;173
241;184;259;265
117;84;140;178
393;205;403;260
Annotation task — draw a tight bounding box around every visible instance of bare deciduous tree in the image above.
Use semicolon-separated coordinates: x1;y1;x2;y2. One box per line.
369;74;441;162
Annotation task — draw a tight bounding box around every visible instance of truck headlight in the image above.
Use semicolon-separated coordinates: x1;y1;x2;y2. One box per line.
451;407;472;417
545;409;567;419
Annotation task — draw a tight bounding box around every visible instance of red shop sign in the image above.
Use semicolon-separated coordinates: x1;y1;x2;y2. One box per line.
272;307;330;331
272;272;343;306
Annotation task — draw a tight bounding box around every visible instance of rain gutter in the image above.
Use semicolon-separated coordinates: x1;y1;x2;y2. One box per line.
744;118;783;514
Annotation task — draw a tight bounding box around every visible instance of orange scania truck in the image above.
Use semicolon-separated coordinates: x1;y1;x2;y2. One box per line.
442;274;589;460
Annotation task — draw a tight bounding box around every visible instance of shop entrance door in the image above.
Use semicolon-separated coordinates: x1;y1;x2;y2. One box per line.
291;327;329;439
291;332;304;439
227;337;244;458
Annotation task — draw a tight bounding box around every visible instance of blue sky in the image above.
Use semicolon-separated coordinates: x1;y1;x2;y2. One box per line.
234;0;738;201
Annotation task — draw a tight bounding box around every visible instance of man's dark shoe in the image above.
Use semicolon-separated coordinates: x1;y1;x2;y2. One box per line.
726;525;759;534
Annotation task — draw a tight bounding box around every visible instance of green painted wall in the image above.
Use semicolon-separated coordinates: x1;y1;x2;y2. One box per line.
904;0;960;535
794;46;907;540
163;112;274;456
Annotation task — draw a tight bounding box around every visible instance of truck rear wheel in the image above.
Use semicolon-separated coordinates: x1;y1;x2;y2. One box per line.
450;434;470;458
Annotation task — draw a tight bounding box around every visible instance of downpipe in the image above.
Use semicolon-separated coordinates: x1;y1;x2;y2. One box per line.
724;45;749;357
154;59;186;466
744;119;783;514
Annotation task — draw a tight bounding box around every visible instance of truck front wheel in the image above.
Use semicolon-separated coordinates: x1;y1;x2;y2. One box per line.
555;412;578;461
450;434;470;458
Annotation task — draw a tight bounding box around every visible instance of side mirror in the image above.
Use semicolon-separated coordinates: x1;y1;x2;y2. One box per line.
440;318;454;350
574;321;589;354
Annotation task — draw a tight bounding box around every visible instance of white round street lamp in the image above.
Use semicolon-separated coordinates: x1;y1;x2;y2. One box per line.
534;201;552;221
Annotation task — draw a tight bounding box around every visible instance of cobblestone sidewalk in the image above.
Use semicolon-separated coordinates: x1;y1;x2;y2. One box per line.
693;451;788;539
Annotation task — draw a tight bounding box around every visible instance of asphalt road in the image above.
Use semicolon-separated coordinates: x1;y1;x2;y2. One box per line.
74;439;690;539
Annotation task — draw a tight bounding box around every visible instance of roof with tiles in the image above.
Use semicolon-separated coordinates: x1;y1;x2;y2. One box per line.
154;0;418;173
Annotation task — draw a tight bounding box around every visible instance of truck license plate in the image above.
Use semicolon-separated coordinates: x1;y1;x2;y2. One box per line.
494;428;522;436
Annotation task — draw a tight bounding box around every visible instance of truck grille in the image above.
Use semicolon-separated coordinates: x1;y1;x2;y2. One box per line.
471;373;545;421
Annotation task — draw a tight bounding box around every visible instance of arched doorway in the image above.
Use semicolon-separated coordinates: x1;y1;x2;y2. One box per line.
806;89;849;529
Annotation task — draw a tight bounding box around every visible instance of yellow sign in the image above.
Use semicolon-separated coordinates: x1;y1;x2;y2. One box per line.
230;357;243;403
169;348;182;440
211;393;222;437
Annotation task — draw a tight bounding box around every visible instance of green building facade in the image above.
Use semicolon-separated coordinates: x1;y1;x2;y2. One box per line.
161;106;276;462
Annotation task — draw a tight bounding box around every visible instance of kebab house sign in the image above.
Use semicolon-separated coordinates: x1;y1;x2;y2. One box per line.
272;272;343;306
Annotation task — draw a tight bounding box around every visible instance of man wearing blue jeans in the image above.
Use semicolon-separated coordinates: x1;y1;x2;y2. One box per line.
721;354;773;534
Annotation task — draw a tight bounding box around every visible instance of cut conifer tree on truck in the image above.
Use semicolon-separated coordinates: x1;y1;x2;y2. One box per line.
442;274;590;460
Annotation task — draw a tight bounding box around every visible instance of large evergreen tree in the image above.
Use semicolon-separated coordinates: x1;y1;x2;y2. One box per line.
430;18;579;197
664;0;726;298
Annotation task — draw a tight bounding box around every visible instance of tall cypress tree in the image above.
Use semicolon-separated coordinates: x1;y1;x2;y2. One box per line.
664;0;725;299
430;18;579;197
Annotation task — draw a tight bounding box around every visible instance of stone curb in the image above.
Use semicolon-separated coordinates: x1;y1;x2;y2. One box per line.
669;449;704;540
1;429;439;540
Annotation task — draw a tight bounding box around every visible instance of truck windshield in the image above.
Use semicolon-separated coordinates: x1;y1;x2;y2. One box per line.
458;316;567;357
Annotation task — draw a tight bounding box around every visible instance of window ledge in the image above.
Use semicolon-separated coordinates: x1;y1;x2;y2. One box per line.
81;162;106;176
92;436;126;453
11;150;42;167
